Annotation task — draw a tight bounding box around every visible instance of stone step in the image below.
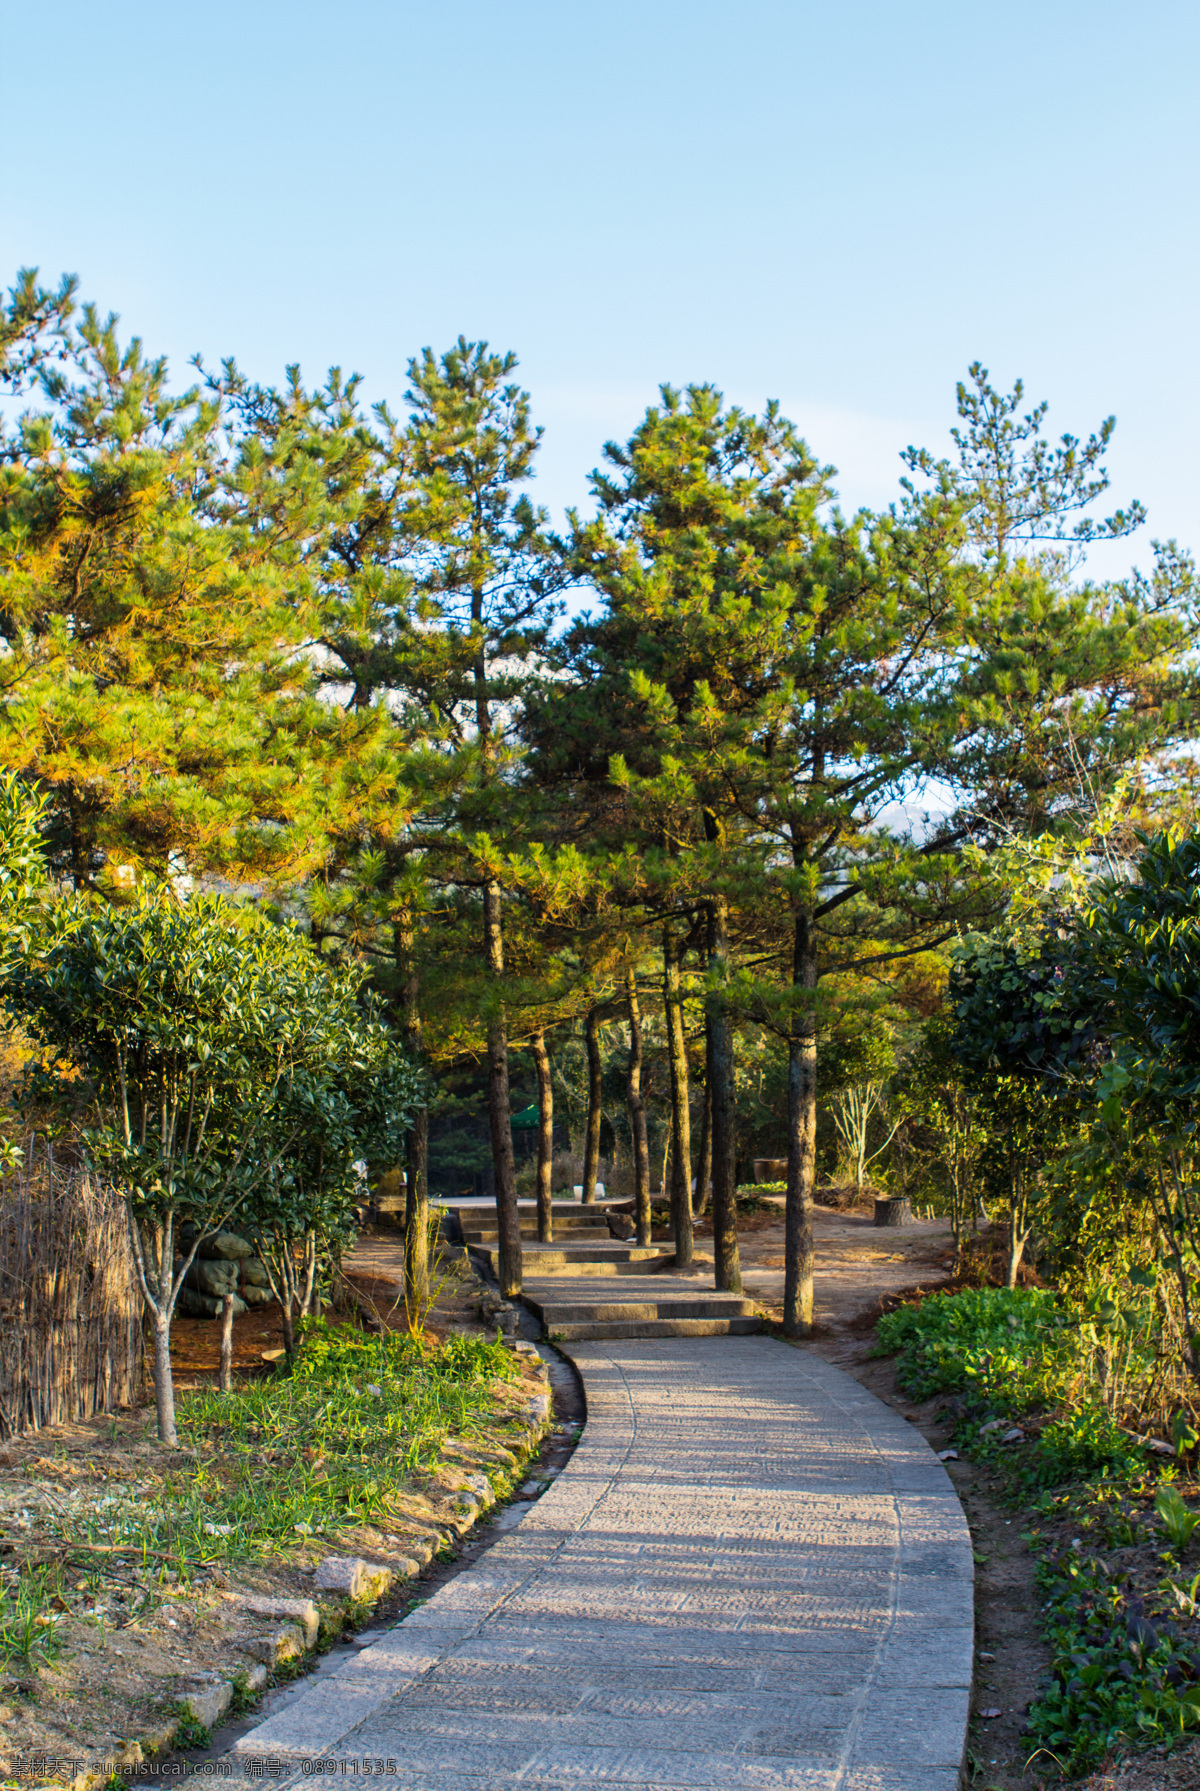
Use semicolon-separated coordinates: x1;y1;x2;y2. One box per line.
467;1244;670;1277
521;1280;759;1326
438;1199;625;1217
545;1315;764;1340
460;1218;614;1242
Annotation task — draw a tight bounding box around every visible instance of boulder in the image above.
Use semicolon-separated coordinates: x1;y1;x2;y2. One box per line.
179;1257;240;1298
241;1257;270;1288
179;1225;255;1261
240;1284;273;1307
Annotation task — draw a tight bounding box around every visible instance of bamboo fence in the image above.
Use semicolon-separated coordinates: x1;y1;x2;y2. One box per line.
0;1153;143;1437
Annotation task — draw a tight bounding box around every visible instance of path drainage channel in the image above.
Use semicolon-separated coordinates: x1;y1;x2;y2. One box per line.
148;1335;585;1783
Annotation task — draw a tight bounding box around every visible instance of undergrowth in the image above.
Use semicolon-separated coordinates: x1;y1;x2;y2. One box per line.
877;1286;1200;1777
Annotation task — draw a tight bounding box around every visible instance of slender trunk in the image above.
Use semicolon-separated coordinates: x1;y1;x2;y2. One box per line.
484;880;521;1297
219;1294;234;1393
707;899;741;1291
280;1298;296;1356
398;919;430;1315
405;1107;430;1314
1006;1162;1027;1289
532;1030;554;1244
301;1232;318;1315
693;1078;712;1218
472;589;519;1295
582;1006;603;1204
152;1312;177;1445
663;925;694;1269
784;911;818;1337
625;963;652;1248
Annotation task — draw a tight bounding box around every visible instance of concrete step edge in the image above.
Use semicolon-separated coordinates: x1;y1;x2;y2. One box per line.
546;1317;765;1340
523;1298;759;1323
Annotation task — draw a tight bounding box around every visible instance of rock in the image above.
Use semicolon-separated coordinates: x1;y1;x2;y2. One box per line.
461;1472;492;1504
139;1720;178;1757
241;1257;270;1288
241;1595;319;1647
242;1662;269;1692
978;1651;996;1662
314;1556;394;1602
179;1256;240;1297
506;1340;540;1357
177;1288;248;1320
181;1680;233;1730
245;1621;307;1666
978;1706;1003;1719
979;1419;1005;1435
937;1448;959;1462
527;1393;551;1421
186;1228;255;1261
606;1213;634;1240
240;1284;273;1307
1002;1427;1025;1444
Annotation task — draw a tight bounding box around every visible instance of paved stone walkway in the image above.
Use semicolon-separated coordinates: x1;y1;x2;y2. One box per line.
230;1337;972;1790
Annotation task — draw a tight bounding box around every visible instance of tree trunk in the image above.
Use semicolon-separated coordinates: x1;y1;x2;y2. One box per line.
484;880;521;1298
398;915;429;1315
405;1105;430;1316
625;963;652;1248
582;1006;603;1204
707;899;741;1291
152;1311;177;1445
1006;1164;1028;1289
693;1079;712;1218
784;913;818;1337
219;1294;234;1393
532;1029;554;1244
663;925;694;1270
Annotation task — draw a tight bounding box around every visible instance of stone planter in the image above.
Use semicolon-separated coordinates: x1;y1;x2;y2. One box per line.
873;1196;913;1229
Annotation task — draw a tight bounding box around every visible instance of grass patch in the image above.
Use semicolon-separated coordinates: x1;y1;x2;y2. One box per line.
33;1320;521;1574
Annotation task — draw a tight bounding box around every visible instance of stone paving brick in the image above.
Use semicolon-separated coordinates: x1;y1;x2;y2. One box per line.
226;1336;972;1789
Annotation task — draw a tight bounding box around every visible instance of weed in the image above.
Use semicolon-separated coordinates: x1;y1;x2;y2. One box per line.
0;1569;66;1667
1157;1484;1200;1550
171;1706;212;1750
227;1670;260;1718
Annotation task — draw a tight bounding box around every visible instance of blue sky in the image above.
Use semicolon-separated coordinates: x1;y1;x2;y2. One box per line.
4;0;1196;580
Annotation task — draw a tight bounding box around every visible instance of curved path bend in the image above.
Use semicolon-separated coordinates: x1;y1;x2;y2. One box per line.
230;1337;973;1790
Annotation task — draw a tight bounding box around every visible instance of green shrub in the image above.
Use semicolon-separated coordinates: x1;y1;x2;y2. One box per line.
875;1286;1060;1405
